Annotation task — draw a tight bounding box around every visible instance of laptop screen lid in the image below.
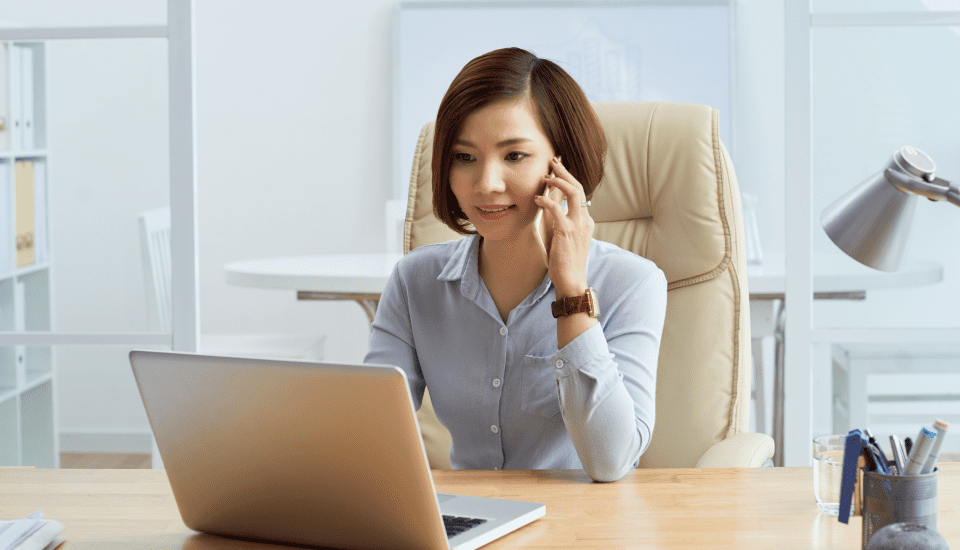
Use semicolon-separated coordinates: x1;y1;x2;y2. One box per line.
129;350;450;550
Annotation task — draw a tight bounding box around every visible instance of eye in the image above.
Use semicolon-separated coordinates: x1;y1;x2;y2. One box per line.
505;151;528;162
452;152;474;163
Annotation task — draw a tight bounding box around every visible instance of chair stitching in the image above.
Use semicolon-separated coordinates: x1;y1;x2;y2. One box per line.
404;122;432;254
710;113;744;439
644;104;658;261
663;107;732;291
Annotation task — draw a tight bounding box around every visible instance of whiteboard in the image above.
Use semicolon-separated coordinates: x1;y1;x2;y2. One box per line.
394;1;733;199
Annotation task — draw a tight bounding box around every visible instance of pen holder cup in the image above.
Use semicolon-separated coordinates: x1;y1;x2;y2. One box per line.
861;468;938;550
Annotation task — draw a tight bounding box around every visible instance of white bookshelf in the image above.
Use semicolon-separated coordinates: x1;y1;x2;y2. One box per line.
0;40;57;467
0;1;199;469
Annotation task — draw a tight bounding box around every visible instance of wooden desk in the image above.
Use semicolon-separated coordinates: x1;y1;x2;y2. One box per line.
2;465;958;549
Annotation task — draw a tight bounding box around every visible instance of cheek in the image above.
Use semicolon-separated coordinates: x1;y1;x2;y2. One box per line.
516;165;546;197
448;171;470;208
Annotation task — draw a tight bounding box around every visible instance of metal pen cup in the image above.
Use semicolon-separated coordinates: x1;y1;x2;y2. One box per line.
861;468;938;550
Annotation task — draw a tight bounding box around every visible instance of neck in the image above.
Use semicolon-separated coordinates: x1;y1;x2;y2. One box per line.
477;232;548;323
477;232;545;282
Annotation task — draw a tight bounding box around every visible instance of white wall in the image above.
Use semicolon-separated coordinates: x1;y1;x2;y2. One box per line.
0;0;798;452
6;0;956;452
6;0;397;448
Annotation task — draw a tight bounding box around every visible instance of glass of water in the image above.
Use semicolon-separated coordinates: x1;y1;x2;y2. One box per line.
813;435;853;515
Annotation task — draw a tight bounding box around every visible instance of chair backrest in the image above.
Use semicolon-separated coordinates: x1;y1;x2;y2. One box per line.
404;102;750;468
138;207;172;333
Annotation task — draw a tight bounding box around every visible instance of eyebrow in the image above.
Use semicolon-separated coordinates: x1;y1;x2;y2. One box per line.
454;137;533;148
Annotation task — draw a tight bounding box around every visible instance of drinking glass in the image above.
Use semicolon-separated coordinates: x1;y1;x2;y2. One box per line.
814;435;854;515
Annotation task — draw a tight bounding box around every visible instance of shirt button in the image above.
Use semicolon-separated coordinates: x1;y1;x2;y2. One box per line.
555;359;564;369
490;425;499;434
499;327;507;336
492;378;501;388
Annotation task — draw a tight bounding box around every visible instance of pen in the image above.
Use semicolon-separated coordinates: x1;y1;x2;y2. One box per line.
921;419;949;474
889;435;906;474
904;437;912;456
863;442;891;475
904;427;936;475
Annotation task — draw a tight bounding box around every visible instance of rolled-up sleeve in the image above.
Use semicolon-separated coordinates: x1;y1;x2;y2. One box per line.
553;268;667;482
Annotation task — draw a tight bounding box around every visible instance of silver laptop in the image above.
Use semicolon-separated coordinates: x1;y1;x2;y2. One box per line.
129;350;544;550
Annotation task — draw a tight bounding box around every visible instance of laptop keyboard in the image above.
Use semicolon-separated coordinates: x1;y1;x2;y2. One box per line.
443;515;488;538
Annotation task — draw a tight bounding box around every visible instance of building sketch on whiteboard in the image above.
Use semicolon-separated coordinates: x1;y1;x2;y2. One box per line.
537;20;643;102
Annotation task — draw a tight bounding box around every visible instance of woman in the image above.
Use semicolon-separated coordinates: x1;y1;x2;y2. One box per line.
365;47;666;482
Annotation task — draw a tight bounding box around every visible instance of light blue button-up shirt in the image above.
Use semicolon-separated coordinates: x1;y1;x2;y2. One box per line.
364;234;666;481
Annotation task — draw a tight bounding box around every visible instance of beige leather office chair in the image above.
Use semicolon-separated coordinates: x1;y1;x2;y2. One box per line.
404;102;775;469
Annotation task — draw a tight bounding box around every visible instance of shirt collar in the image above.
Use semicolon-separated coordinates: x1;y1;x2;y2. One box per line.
438;234;555;306
437;234;482;300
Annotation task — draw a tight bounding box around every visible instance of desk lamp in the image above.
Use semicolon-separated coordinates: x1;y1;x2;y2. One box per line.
821;146;960;271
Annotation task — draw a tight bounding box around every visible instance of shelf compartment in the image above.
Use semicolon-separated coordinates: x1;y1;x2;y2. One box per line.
24;346;52;383
0;395;19;465
0;347;14;394
19;269;50;332
20;379;54;467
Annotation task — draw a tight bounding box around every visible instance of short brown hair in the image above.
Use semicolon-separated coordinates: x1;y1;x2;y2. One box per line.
432;47;607;235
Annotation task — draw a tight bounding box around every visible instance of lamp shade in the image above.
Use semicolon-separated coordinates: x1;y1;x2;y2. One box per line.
821;147;936;272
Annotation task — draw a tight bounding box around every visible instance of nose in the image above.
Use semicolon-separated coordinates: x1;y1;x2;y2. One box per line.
474;160;507;195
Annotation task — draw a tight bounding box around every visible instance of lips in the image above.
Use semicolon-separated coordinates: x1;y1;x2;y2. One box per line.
475;204;515;221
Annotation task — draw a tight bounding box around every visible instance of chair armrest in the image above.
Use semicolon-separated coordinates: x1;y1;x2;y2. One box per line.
695;432;775;468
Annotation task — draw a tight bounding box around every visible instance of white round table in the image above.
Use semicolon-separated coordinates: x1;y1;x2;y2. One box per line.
225;254;403;323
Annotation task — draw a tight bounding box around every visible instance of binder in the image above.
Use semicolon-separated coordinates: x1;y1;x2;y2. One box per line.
33;160;47;264
0;162;11;274
8;44;21;151
0;43;9;150
15;159;34;267
19;45;34;151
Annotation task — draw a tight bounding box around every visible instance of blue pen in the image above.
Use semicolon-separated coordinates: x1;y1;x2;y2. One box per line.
863;442;891;475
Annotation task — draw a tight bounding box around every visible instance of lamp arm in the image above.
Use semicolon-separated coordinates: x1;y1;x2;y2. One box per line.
945;182;960;208
884;168;954;202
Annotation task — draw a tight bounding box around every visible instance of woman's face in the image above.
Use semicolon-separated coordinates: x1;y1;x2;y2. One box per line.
449;98;556;245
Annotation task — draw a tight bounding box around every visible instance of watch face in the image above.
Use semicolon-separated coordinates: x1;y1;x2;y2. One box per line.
587;288;598;317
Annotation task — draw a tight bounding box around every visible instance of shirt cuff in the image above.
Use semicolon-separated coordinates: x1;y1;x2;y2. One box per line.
551;323;611;379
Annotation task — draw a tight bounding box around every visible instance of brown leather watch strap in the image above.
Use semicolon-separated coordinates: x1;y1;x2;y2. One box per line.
551;288;598;318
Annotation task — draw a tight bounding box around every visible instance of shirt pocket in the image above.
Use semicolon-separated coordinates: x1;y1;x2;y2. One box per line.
520;355;561;418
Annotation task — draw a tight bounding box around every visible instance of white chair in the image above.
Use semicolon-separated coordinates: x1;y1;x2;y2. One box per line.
138;207;326;360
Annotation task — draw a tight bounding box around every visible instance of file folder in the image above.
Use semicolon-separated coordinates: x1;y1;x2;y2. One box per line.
9;44;21;151
33;160;46;264
19;45;34;150
15;160;35;267
0;43;8;150
0;162;11;274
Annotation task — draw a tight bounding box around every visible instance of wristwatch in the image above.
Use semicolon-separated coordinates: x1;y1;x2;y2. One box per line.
551;288;599;318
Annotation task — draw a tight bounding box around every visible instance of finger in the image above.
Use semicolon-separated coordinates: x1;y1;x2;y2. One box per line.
543;176;584;220
534;189;567;223
550;158;586;195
